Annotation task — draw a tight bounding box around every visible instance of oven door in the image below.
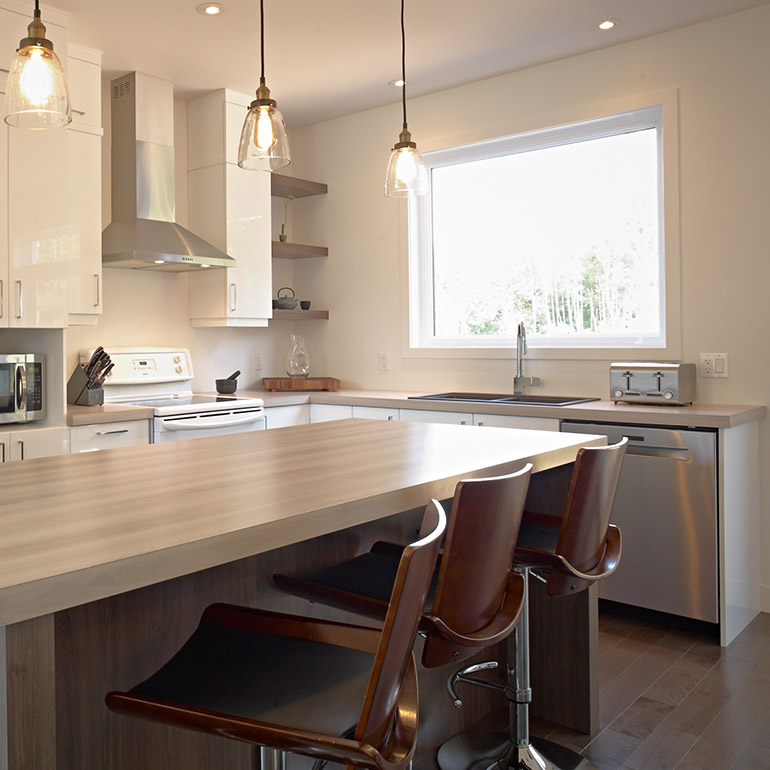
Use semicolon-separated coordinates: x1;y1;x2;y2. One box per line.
153;409;266;443
0;357;27;424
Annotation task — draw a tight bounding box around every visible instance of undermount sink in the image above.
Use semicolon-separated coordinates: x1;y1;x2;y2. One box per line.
408;392;600;407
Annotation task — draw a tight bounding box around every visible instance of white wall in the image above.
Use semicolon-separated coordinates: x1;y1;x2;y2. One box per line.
287;7;770;601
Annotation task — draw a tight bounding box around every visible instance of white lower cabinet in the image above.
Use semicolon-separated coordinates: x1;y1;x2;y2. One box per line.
69;421;151;453
0;426;69;462
309;404;354;423
472;413;559;431
352;406;399;421
398;409;473;425
264;405;310;430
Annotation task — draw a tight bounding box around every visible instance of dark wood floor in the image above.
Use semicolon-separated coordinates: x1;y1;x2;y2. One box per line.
532;605;770;770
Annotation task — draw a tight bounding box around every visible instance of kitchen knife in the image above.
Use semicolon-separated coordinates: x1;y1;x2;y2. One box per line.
86;346;104;376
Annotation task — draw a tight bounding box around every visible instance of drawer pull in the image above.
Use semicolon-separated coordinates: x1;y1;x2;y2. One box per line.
96;429;130;436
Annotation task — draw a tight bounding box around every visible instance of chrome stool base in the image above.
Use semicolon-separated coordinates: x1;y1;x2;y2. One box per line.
438;733;596;770
438;569;598;770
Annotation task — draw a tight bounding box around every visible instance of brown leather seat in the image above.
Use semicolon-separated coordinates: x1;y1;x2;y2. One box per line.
274;464;533;668
106;499;446;770
439;438;627;770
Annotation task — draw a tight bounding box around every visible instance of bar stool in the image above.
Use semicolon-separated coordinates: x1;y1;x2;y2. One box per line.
106;499;446;770
438;438;627;770
274;465;533;669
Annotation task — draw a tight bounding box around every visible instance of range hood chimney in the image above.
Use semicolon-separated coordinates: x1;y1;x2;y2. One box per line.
102;72;235;271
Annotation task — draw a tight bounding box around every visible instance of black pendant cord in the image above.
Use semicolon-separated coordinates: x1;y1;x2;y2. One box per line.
34;0;40;16
400;0;408;131
259;0;266;86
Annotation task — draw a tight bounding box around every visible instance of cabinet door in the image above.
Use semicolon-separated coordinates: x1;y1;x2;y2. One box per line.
352;406;399;421
264;405;310;430
0;118;7;328
70;420;150;452
398;408;473;425
67;52;102;130
224;164;271;321
7;126;69;327
472;413;559;431
67;128;102;322
9;426;69;461
309;404;353;423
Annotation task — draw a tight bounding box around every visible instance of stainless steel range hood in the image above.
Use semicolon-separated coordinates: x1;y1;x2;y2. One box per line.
102;72;235;271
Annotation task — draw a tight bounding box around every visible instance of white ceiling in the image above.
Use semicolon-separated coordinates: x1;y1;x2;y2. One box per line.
49;0;770;127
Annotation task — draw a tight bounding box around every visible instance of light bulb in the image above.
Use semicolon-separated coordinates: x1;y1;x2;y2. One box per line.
255;105;276;151
395;146;419;184
19;47;54;108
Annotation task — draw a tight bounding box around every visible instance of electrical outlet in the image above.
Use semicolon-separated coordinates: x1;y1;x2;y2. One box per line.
378;352;390;372
700;353;729;378
253;351;263;371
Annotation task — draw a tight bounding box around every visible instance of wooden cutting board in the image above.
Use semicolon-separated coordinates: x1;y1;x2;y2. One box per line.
262;377;341;392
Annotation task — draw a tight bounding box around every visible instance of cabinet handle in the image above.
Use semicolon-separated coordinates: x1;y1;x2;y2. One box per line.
387;415;394;421
0;279;3;318
0;442;5;463
18;439;24;461
229;282;237;312
460;420;467;425
96;429;129;436
16;280;22;319
477;421;484;426
72;108;86;116
94;274;100;307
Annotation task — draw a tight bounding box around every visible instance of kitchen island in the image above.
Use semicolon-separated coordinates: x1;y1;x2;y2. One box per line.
1;419;604;770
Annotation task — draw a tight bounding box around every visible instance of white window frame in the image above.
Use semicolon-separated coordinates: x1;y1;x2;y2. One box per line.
404;90;681;361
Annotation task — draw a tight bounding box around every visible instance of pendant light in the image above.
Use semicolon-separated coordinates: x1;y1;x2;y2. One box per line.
384;0;427;197
237;0;290;170
4;0;71;129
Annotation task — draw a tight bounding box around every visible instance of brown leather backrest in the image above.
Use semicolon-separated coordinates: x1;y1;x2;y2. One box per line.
355;499;445;752
548;438;627;596
423;464;531;667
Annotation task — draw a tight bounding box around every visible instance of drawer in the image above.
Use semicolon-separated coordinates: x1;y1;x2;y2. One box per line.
70;420;150;453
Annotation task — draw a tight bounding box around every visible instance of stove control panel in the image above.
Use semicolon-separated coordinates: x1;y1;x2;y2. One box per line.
82;348;193;387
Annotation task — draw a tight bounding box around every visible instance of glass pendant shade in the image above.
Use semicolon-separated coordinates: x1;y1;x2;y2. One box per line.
384;131;428;197
4;6;71;130
237;94;290;171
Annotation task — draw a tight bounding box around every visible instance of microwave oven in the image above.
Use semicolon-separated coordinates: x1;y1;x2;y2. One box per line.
0;354;45;423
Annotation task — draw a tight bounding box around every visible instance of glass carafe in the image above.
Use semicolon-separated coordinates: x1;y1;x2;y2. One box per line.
286;334;310;379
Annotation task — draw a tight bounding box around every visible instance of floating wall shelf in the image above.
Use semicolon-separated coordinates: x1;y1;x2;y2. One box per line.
272;309;329;320
271;174;327;199
272;241;328;260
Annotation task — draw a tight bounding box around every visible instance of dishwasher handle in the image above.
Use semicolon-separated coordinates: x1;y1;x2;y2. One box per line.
625;443;690;461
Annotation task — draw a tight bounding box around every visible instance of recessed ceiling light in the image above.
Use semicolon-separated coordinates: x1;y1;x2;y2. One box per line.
388;79;406;88
597;19;620;31
197;3;226;15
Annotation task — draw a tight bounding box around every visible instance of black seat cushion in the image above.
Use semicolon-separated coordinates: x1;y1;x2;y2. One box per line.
129;622;373;736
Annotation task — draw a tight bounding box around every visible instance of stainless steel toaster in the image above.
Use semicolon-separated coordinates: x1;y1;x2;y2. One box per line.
610;362;697;405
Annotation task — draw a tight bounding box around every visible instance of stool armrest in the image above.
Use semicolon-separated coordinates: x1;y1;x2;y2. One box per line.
517;524;621;583
420;572;525;646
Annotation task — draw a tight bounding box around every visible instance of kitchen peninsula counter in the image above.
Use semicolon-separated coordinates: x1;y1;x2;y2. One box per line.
1;419;604;770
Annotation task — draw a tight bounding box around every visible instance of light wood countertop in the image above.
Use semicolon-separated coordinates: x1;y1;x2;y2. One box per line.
67;403;155;426
0;418;603;626
248;389;765;429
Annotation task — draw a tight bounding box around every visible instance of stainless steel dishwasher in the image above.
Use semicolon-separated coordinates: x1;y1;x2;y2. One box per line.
561;421;718;623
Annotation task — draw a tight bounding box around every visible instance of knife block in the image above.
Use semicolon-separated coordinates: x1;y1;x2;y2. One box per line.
67;365;105;406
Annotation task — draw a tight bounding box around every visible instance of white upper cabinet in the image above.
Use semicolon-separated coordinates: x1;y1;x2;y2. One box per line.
0;4;70;328
66;44;103;325
187;90;272;327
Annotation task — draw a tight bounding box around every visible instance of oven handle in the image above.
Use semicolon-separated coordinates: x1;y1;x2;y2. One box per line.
160;413;265;431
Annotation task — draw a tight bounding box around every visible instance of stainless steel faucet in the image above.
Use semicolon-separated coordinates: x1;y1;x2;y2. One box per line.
514;322;540;394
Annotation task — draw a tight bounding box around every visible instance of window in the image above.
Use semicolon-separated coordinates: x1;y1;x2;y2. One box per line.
408;102;679;357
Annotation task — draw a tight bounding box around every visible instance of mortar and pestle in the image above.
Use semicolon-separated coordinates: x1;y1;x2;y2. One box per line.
216;370;240;394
